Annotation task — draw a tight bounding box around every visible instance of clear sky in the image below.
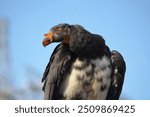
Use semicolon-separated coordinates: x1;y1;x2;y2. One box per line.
0;0;150;99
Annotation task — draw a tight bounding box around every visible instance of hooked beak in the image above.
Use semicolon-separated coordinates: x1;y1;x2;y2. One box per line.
42;32;53;47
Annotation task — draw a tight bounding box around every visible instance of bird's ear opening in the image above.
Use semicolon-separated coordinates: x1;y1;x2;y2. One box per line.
63;35;70;44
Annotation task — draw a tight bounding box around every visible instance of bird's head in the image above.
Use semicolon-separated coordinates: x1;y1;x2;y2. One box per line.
42;23;71;47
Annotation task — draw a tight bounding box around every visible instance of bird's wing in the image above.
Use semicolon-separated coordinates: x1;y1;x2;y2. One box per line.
107;50;126;100
42;43;73;100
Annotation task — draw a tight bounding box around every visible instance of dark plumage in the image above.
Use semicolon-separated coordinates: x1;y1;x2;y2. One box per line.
42;23;126;100
107;50;126;99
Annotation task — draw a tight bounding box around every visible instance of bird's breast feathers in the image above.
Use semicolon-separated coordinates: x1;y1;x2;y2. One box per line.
59;55;112;100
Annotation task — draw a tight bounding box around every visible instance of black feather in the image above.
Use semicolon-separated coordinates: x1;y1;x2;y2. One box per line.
42;43;74;99
106;50;126;100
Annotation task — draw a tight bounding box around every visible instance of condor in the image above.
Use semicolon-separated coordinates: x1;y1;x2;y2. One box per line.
42;23;126;100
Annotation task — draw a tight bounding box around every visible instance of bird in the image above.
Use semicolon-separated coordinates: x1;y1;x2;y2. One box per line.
42;23;126;100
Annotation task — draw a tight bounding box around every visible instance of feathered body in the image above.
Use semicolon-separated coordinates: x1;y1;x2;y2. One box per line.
42;24;126;100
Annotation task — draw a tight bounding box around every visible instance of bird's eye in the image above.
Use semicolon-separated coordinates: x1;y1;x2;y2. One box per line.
54;28;61;35
55;28;61;32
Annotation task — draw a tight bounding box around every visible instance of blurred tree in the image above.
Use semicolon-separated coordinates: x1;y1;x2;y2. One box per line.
0;19;14;99
0;19;42;100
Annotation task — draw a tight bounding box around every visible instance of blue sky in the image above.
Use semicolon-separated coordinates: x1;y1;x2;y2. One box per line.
0;0;150;99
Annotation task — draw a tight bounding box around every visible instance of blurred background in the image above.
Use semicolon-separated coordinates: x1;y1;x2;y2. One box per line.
0;0;150;99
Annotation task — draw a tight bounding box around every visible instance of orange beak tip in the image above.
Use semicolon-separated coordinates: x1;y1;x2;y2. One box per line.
42;32;53;47
42;39;49;47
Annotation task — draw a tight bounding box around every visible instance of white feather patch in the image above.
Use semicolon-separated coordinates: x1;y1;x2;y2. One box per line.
60;56;112;100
